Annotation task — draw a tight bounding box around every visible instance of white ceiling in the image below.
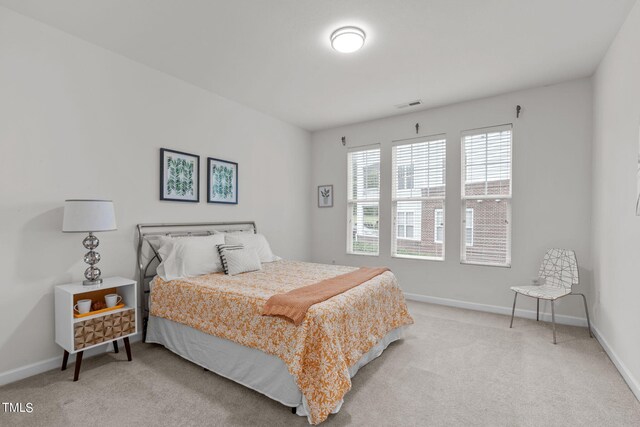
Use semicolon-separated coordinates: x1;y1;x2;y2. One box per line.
1;0;636;131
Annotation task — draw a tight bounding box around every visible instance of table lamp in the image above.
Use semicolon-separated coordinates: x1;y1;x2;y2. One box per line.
63;199;117;285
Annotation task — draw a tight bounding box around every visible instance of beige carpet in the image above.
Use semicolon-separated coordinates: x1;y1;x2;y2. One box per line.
2;301;639;426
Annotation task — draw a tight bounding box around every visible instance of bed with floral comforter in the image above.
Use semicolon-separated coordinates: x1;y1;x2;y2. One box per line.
150;259;413;424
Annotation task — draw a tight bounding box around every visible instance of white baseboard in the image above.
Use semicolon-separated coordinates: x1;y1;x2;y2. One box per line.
592;326;640;402
404;292;588;327
0;333;142;387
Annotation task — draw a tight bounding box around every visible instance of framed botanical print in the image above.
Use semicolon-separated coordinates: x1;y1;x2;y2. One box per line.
208;157;238;204
160;148;199;202
318;185;333;208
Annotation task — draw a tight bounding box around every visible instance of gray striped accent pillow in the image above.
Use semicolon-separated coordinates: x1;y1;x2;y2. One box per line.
223;248;262;276
217;244;244;274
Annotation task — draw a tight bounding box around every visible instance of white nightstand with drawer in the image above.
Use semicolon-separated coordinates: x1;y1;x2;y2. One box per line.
54;277;137;381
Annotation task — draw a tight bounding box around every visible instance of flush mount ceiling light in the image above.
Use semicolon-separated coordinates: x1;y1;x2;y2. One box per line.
330;26;366;53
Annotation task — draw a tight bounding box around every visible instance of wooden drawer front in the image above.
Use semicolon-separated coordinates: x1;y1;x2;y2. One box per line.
74;309;135;350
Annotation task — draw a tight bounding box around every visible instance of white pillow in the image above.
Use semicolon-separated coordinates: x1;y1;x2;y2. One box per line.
223;247;262;276
224;233;278;263
156;236;180;280
156;234;225;280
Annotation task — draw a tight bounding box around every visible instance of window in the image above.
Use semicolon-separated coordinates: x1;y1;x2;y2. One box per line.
397;165;414;190
348;147;380;255
397;211;415;239
392;135;446;260
434;209;444;243
465;208;474;246
364;165;379;190
362;205;379;235
461;125;512;266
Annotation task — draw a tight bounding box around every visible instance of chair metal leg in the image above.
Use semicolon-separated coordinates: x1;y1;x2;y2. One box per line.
509;292;518;328
572;293;593;338
551;300;557;344
536;298;539;321
142;317;148;343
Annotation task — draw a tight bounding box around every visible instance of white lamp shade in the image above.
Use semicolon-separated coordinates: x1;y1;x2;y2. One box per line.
63;199;117;232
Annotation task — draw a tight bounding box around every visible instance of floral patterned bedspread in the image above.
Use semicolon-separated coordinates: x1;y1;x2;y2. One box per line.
150;260;414;424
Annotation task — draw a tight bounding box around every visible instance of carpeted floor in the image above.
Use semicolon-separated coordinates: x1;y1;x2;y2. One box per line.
2;301;639;426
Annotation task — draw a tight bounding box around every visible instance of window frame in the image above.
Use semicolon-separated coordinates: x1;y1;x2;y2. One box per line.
460;124;512;267
391;134;447;261
347;145;381;256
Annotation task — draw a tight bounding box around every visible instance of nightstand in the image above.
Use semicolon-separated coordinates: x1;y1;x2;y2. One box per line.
54;277;137;381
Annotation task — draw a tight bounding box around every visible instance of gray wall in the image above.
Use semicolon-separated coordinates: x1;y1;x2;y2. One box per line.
0;7;311;376
311;78;593;319
592;0;640;399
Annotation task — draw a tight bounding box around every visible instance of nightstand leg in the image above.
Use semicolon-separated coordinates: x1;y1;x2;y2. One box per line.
61;350;69;371
113;340;119;353
123;337;132;361
73;351;84;382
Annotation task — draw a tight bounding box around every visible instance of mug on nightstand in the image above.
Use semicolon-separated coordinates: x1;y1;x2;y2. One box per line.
74;299;92;314
105;294;122;308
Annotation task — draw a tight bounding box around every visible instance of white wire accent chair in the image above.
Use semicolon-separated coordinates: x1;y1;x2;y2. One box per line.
509;248;593;344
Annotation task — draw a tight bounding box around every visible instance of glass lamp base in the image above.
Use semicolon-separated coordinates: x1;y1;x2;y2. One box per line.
83;278;103;286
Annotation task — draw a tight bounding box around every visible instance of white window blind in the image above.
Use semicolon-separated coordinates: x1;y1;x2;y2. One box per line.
397;165;414;190
461;125;512;266
392;135;446;260
347;146;380;255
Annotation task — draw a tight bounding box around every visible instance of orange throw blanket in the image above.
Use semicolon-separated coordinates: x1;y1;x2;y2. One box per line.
262;267;390;325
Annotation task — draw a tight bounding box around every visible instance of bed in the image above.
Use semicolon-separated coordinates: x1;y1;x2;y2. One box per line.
137;222;413;424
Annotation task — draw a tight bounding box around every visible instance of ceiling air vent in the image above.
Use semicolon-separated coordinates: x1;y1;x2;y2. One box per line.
395;100;422;109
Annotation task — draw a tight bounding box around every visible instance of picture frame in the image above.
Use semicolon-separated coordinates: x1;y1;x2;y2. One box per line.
160;148;200;202
207;157;238;204
318;185;333;208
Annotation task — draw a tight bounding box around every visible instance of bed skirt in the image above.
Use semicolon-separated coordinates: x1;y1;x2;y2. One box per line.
146;315;406;422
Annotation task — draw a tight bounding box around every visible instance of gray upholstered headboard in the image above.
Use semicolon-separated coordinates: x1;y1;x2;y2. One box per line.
136;221;257;339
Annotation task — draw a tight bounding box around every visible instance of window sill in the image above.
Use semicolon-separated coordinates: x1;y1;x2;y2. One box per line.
460;260;511;268
392;254;444;261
